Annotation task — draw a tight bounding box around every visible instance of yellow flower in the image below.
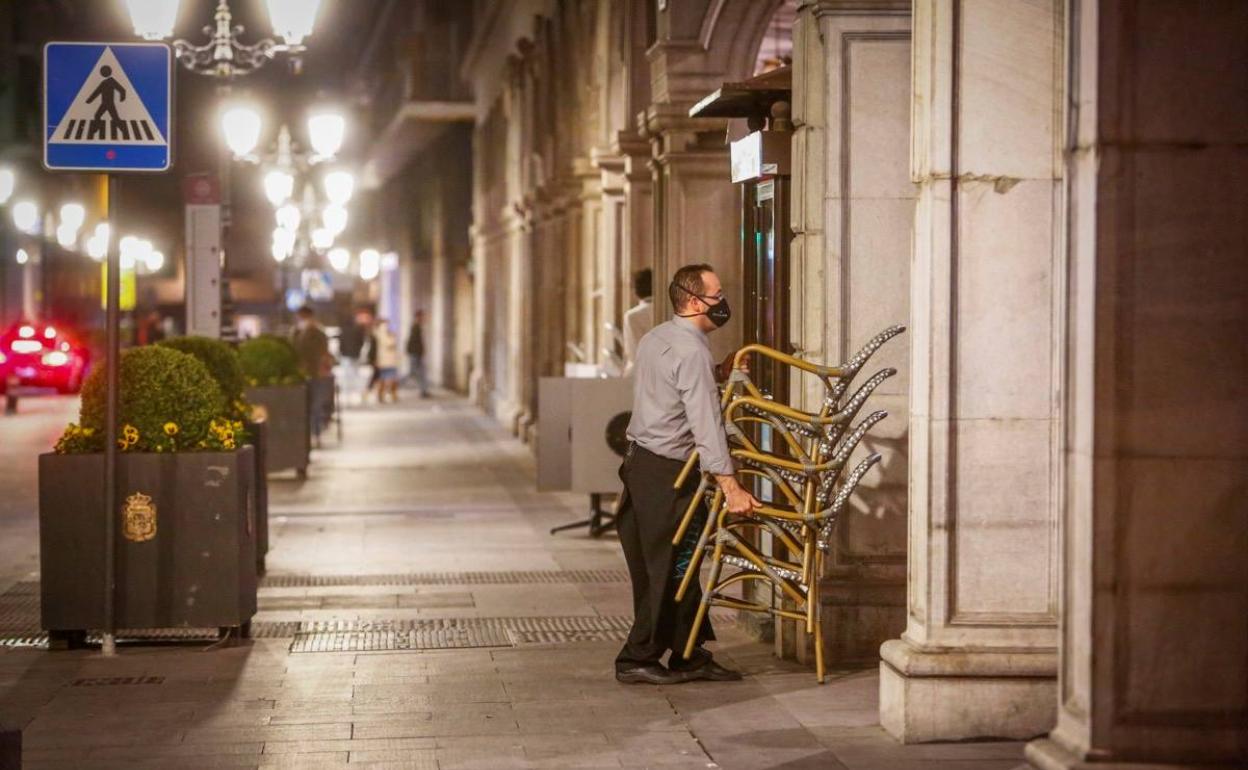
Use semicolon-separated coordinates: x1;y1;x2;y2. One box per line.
223;439;236;450
163;422;179;436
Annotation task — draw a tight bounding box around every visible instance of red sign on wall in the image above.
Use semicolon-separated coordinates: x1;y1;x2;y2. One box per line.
182;173;220;205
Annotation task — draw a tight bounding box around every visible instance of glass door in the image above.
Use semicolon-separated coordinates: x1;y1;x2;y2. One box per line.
742;177;791;401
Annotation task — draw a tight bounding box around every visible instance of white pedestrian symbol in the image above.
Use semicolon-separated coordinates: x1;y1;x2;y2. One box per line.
50;47;165;146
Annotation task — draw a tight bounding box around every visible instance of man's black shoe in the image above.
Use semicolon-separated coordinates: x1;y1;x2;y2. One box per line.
615;664;695;685
672;658;743;682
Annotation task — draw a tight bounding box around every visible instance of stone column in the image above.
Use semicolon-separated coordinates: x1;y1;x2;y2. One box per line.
467;152;491;407
503;203;533;437
791;0;912;667
573;163;603;364
622;146;653;278
879;0;1063;742
644;106;742;359
593;146;633;346
1026;2;1248;767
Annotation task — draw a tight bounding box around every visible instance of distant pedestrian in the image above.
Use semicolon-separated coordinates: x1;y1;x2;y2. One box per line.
622;268;654;375
293;306;333;435
405;309;429;398
136;309;165;346
371;318;400;403
338;306;371;406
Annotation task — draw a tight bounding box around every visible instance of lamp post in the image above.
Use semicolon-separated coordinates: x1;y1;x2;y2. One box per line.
124;0;322;77
123;0;324;338
221;105;351;323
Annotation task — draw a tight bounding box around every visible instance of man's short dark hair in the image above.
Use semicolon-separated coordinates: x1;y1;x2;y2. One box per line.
633;268;653;300
669;263;714;312
296;305;315;318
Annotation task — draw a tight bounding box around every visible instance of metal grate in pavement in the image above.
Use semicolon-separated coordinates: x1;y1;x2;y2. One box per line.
0;578;634;651
1;627;253;649
72;676;164;687
288;616;633;653
260;569;630;588
0;581;39;630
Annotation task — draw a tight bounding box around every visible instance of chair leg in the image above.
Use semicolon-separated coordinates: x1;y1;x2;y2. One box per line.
675;493;722;602
812;549;825;683
814;596;826;684
671;478;710;545
682;536;725;660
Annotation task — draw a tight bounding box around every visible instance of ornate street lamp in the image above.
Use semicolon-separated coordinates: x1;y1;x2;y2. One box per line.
123;0;324;77
123;0;326;337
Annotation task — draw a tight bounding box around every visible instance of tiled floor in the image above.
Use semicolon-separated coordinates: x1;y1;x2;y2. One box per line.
0;394;1027;769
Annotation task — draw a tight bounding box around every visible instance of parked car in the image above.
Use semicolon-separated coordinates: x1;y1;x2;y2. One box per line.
0;321;91;394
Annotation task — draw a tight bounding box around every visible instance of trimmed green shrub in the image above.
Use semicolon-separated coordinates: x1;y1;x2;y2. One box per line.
238;335;304;387
55;346;243;454
157;336;248;417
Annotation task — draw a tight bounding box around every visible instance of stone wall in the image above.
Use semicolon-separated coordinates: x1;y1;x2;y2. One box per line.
879;0;1064;742
791;0;912;667
464;0;653;440
1026;2;1248;767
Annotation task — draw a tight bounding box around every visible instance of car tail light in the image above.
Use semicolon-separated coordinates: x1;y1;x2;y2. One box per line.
42;351;69;367
18;325;34;339
11;340;42;354
44;326;57;339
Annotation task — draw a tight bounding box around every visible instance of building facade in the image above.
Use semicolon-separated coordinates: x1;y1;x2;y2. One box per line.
357;0;1247;763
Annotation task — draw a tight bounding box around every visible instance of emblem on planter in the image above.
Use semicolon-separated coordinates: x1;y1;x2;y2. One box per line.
122;492;157;543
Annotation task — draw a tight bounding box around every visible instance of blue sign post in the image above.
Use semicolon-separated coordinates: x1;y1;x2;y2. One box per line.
43;41;173;656
43;42;173;172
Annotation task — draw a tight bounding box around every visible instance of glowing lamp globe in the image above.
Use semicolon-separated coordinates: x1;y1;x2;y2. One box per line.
321;204;348;236
123;0;181;40
327;247;350;272
322;170;354;205
263;169;295;206
266;0;323;47
59;203;86;232
12;200;39;234
221;105;263;159
307;111;345;158
358;248;381;281
275;203;302;232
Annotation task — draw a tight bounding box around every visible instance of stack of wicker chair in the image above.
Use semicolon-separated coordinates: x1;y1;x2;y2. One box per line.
671;325;906;682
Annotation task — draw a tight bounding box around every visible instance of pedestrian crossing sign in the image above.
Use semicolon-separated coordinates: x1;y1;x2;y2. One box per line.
43;42;173;173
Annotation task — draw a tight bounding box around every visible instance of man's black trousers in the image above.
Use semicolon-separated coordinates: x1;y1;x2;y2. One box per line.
615;444;714;671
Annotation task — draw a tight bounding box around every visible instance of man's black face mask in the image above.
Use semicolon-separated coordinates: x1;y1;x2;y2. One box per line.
672;282;732;328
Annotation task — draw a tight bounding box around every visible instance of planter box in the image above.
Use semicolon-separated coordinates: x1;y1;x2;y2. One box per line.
245;419;270;575
245;382;310;478
38;447;258;636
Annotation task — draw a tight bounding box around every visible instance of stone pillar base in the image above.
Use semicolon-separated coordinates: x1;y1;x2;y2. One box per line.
468;370;487;408
879;639;1057;743
1025;738;1245;770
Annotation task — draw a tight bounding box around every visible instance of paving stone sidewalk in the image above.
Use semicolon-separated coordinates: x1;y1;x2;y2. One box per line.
0;395;1027;769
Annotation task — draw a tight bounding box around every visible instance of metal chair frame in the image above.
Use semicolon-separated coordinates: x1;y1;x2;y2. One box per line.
670;325;905;682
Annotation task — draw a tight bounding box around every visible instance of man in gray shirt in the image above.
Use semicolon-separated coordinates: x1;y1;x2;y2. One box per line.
615;263;761;685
